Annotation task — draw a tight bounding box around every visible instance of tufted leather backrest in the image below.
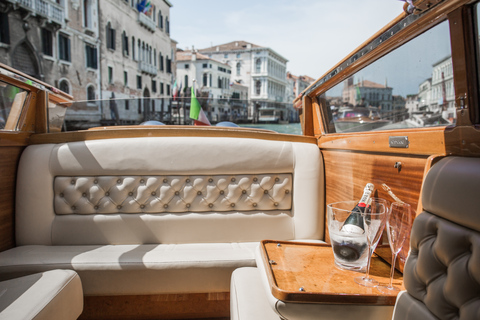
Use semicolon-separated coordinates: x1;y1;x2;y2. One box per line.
393;157;480;320
16;137;323;245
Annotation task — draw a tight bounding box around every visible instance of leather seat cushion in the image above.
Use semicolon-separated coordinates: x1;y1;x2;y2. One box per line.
0;269;83;320
0;243;258;295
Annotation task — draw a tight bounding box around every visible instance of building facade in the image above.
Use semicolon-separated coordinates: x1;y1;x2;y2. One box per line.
99;0;174;126
342;77;393;114
199;41;289;122
0;0;101;129
175;49;248;123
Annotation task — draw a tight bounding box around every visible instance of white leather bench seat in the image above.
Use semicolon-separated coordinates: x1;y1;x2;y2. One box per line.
1;136;324;298
0;243;258;295
0;269;83;320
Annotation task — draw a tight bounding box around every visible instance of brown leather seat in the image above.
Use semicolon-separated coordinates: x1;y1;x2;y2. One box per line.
393;157;480;320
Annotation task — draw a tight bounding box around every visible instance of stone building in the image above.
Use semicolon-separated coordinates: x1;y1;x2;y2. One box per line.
0;0;101;129
175;49;248;123
99;0;174;126
198;41;288;122
286;73;315;122
342;77;393;114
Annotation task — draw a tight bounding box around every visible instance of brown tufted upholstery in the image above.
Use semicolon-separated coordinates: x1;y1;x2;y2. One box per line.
393;157;480;320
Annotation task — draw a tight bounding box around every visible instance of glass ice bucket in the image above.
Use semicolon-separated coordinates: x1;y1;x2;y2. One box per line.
327;200;369;272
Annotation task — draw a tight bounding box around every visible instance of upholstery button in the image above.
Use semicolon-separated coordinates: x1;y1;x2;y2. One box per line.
264;190;268;194
274;202;279;206
231;203;235;207
253;177;258;182
275;177;279;182
117;205;122;209
94;180;98;184
197;191;202;195
128;192;133;196
175;191;180;196
220;190;225;195
208;178;213;183
285;190;290;194
231;178;236;182
140;204;145;209
252;203;257;207
151;191;156;196
105;192;110;196
242;190;247;194
186;203;191;208
186;179;190;183
163;179;168;183
209;203;213;208
163;204;168;208
71;180;75;185
94;205;99;210
140;179;145;184
82;193;87;197
59;193;64;197
71;206;76;210
117;179;122;184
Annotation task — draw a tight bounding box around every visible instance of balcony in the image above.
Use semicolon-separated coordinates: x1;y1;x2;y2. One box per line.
8;0;64;26
138;61;157;76
138;12;156;32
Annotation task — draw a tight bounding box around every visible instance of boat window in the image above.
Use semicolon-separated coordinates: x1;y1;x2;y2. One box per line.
320;20;455;133
0;80;28;131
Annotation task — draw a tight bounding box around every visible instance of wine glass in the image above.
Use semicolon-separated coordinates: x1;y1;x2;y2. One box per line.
377;202;413;293
354;198;388;287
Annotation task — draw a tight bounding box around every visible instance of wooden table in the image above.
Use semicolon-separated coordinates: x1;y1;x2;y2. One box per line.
259;240;404;305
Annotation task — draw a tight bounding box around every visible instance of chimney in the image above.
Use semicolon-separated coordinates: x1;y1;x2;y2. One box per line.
246;44;252;49
216;46;219;52
192;53;197;61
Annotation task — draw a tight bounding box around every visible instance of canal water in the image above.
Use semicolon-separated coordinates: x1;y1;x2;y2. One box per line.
238;123;302;135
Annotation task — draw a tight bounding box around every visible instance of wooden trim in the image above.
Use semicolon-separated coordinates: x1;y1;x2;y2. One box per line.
80;293;230;320
301;95;314;137
0;132;31;146
444;124;480;155
318;127;446;155
0;146;23;252
29;126;318;145
35;90;48;134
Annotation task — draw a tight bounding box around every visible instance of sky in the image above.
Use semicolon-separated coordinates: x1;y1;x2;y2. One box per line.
170;0;406;80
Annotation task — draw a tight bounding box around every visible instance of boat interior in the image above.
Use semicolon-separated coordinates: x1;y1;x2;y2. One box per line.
0;0;479;319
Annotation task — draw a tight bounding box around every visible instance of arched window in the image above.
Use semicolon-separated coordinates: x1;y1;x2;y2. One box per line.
87;85;95;100
165;17;170;34
59;79;70;94
184;75;188;88
106;22;115;50
209;74;212;87
154;49;156;66
236;62;241;76
255;80;261;95
256;59;262;73
203;73;208;87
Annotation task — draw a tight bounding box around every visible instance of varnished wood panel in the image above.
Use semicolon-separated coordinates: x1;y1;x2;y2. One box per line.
317;127;446;156
80;293;230;320
322;150;428;272
260;241;403;305
0;146;24;252
29;126;317;145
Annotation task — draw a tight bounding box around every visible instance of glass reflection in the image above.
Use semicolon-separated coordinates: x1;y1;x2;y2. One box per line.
322;20;455;133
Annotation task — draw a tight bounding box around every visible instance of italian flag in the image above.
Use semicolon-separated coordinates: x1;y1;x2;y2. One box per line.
189;85;211;126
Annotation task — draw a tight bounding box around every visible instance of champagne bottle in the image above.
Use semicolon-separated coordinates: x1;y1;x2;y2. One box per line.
340;183;374;234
